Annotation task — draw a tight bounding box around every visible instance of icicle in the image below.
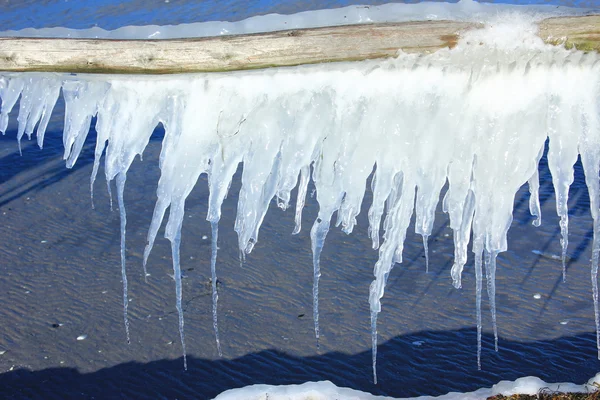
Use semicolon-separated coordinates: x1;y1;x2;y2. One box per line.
107;179;114;212
210;221;222;357
310;214;331;347
17;78;36;145
16;78;36;148
91;85;117;210
293;166;310;234
485;250;499;352
247;149;282;253
592;219;600;360
527;146;544;227
276;91;328;212
581;145;600;359
371;310;378;385
368;166;395;250
234;130;283;256
422;235;429;273
89;138;107;210
35;80;60;149
62;80;106;168
450;188;476;289
12;77;60;150
558;202;570;282
206;125;246;355
115;172;130;344
579;72;600;358
0;77;24;135
369;174;416;383
162;198;192;371
170;227;187;370
143;193;168;277
547;96;578;283
474;238;483;370
142;94;185;277
444;109;477;289
413;96;454;270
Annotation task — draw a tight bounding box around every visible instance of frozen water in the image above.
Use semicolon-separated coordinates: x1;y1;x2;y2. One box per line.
1;2;600;388
210;221;222;357
213;375;600;400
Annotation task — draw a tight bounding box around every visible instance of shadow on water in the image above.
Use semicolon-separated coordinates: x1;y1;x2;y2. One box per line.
1;329;599;400
508;139;594;310
0;116;166;209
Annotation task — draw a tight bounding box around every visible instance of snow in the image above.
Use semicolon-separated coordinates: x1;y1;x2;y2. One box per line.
1;0;600;397
212;375;600;400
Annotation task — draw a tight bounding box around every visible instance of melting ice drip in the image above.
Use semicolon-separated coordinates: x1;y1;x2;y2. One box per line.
1;20;600;383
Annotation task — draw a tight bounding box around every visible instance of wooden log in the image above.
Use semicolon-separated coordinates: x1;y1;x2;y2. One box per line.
0;15;598;75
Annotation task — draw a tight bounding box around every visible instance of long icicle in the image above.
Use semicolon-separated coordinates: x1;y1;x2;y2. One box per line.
171;228;187;370
310;215;331;348
559;213;569;282
474;239;483;370
581;146;600;359
592;220;600;359
422;234;429;273
293;166;310;235
371;310;379;385
527;146;544;228
485;250;499;351
211;221;223;356
116;172;131;344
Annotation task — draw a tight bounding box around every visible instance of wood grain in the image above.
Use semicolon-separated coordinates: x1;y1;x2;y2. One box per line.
0;16;597;74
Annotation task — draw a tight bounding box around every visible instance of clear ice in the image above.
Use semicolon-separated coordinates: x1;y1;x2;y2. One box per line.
1;16;600;383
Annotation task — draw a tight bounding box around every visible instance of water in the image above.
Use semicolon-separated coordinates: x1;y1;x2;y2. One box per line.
1;1;600;399
0;0;597;31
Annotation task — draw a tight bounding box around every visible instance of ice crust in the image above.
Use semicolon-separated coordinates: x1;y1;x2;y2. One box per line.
1;5;600;386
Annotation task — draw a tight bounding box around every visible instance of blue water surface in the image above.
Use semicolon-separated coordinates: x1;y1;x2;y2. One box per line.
0;0;596;30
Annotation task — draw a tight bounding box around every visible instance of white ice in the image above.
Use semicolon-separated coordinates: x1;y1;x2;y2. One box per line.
1;0;600;393
212;374;600;400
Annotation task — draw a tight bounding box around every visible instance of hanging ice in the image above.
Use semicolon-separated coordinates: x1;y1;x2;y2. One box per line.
1;16;600;384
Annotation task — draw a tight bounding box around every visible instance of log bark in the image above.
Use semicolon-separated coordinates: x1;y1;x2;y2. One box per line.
0;15;597;74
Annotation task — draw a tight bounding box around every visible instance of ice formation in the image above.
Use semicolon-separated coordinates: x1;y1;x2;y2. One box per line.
213;374;600;400
1;8;600;385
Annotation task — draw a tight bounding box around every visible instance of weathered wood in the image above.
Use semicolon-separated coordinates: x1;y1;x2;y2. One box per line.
0;15;597;74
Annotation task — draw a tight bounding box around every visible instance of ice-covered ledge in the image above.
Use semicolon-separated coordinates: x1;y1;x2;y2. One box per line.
0;15;598;74
3;0;600;388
